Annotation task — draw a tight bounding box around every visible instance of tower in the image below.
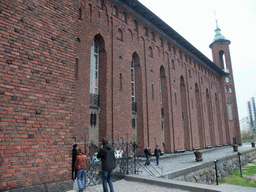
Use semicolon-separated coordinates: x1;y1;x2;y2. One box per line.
209;20;241;144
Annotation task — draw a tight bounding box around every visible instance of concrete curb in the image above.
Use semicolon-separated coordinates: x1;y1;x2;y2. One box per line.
124;174;221;192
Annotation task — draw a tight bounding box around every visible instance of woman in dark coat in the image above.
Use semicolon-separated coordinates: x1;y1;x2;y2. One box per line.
72;144;78;181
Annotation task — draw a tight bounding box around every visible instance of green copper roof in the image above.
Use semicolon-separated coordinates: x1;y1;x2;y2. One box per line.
213;20;225;42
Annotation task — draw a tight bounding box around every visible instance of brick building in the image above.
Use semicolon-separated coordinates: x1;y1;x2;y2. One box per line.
0;0;241;191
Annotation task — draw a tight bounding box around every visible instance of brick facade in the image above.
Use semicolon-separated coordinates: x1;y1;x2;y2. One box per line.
0;0;241;190
0;0;78;190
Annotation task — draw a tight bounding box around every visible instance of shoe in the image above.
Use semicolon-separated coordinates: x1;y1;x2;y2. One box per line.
79;189;83;192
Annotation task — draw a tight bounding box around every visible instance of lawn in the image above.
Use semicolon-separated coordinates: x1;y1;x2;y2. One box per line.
219;160;256;188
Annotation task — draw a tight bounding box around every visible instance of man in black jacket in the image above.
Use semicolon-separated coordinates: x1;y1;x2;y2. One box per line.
72;144;78;181
144;146;151;166
97;138;116;192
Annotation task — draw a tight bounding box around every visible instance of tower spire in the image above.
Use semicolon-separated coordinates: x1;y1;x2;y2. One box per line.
213;13;225;42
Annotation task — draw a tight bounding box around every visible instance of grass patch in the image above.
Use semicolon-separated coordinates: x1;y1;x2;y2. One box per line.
219;160;256;188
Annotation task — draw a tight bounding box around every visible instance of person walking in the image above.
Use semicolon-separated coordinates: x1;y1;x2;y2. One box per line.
72;144;78;181
74;149;88;192
154;145;161;166
97;138;116;192
144;146;151;166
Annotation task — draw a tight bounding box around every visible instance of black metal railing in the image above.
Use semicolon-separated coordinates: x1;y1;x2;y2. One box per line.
90;93;99;107
73;135;141;187
161;108;164;117
132;102;137;112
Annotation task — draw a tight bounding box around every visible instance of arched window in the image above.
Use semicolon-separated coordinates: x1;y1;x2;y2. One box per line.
160;37;163;47
148;46;153;57
113;5;118;16
229;87;232;93
98;0;103;9
134;20;138;30
144;27;148;36
122;12;127;22
120;73;122;91
172;59;175;69
167;43;171;51
131;59;135;102
152;84;154;100
78;6;82;20
90;38;99;95
173;46;176;54
75;58;79;79
188;69;191;77
225;77;229;83
151;32;155;40
219;50;229;73
117;28;123;41
228;104;233;120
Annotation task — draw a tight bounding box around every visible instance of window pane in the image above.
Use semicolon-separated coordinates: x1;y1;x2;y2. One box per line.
94;40;98;53
228;104;233;120
132;119;136;129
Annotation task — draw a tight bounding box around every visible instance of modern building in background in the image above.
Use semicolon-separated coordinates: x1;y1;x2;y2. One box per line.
240;116;250;130
0;0;241;191
247;97;256;129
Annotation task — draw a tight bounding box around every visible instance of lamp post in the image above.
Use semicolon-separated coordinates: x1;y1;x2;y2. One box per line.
214;159;219;185
237;152;242;177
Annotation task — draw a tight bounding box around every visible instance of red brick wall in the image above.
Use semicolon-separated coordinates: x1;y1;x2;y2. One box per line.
0;0;241;190
73;0;241;154
0;0;78;190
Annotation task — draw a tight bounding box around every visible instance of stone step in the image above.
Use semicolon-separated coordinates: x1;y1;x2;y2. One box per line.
66;179;78;192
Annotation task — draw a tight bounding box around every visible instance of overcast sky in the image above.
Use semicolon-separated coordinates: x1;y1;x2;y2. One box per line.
139;0;256;122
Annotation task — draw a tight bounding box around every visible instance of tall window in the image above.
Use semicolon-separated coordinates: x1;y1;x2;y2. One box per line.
113;5;118;16
117;28;123;41
160;37;163;47
149;46;153;57
134;20;138;30
151;32;155;40
167;43;171;51
75;58;79;79
122;12;127;22
120;73;122;91
219;51;227;69
172;60;175;69
228;104;233;120
144;27;148;36
90;38;99;95
173;46;176;54
152;84;154;100
78;7;82;20
131;59;135;102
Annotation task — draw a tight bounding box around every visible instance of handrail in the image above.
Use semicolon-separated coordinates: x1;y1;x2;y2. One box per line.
148;164;161;176
137;161;155;177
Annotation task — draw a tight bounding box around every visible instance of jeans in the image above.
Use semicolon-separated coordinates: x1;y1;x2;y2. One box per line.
145;155;150;165
156;156;159;165
77;169;86;190
102;169;114;192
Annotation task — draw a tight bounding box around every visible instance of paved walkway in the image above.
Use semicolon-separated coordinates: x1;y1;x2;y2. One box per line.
67;144;256;192
139;143;253;177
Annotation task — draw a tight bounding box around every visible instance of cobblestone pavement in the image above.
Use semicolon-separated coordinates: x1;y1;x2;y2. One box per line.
85;179;189;192
68;144;254;192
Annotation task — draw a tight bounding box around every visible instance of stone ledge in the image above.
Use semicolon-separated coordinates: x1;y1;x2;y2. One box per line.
3;180;73;192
